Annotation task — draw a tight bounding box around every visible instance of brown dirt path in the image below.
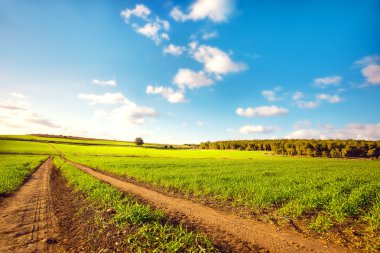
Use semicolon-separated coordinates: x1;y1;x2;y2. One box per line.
0;157;64;253
66;158;353;253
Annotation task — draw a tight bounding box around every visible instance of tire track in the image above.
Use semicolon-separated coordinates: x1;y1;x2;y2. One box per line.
65;158;353;253
0;157;64;252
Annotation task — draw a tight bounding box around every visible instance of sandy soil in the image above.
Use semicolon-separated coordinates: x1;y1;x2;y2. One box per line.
66;158;353;253
0;157;64;253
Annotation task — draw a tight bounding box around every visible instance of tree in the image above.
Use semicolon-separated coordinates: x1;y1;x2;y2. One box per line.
134;137;144;146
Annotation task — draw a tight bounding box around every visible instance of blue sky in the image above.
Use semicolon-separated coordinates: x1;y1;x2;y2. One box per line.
0;0;379;144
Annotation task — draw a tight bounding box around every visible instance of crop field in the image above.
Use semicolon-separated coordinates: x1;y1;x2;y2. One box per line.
66;155;380;229
54;142;270;159
54;157;216;252
0;136;379;252
0;154;48;195
0;140;57;155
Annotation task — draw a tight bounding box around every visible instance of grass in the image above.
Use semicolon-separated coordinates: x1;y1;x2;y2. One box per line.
65;154;380;234
0;140;57;155
54;157;218;252
0;154;48;195
0;134;184;148
54;142;270;159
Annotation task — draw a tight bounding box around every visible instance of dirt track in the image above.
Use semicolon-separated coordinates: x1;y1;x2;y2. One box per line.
0;157;64;253
66;158;351;253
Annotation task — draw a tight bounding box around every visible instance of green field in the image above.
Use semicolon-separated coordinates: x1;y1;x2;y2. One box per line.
1;137;379;250
54;157;217;252
0;140;57;155
54;142;270;159
66;154;380;232
0;154;48;195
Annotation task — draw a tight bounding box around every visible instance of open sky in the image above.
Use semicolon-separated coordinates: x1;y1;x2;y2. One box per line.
0;0;380;144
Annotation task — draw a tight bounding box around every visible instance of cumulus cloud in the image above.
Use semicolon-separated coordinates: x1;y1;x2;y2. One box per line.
146;85;186;103
163;44;185;56
120;4;151;22
78;92;157;124
316;93;341;103
172;68;214;89
191;45;247;75
285;123;380;140
92;79;117;87
292;91;303;100
236;106;288;117
239;125;273;134
134;21;170;44
314;75;342;88
121;4;170;45
361;64;380;85
170;0;234;23
296;101;319;109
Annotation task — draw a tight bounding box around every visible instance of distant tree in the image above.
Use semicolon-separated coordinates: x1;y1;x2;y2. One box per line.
134;137;144;146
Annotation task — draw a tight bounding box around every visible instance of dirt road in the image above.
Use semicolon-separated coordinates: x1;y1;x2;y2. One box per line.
66;158;351;253
0;157;64;253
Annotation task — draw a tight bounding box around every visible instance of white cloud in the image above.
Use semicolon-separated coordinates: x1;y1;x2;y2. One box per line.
0;100;59;130
202;31;218;40
191;45;247;75
163;44;185;56
134;22;169;44
120;4;151;23
0;100;26;110
296;101;319;109
236;106;288;117
146;85;186;103
78;92;157;125
361;64;380;85
92;79;117;87
121;4;170;45
292;91;303;100
172;68;214;89
314;75;342;87
316;93;341;103
261;90;281;102
170;0;234;23
239;125;273;134
108;104;157;125
11;92;27;99
285;123;380;140
78;93;128;105
354;55;380;66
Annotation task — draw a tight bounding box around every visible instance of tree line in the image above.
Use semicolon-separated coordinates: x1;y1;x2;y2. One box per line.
199;139;380;158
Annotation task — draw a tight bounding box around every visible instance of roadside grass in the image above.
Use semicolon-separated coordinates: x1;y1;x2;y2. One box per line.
0;140;57;155
66;155;380;235
54;157;218;252
0;154;48;195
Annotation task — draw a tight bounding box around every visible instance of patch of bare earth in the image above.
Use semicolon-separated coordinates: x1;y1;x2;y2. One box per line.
0;157;63;253
66;158;353;253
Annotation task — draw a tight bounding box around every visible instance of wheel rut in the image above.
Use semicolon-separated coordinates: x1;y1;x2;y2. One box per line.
0;157;64;253
65;158;353;253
